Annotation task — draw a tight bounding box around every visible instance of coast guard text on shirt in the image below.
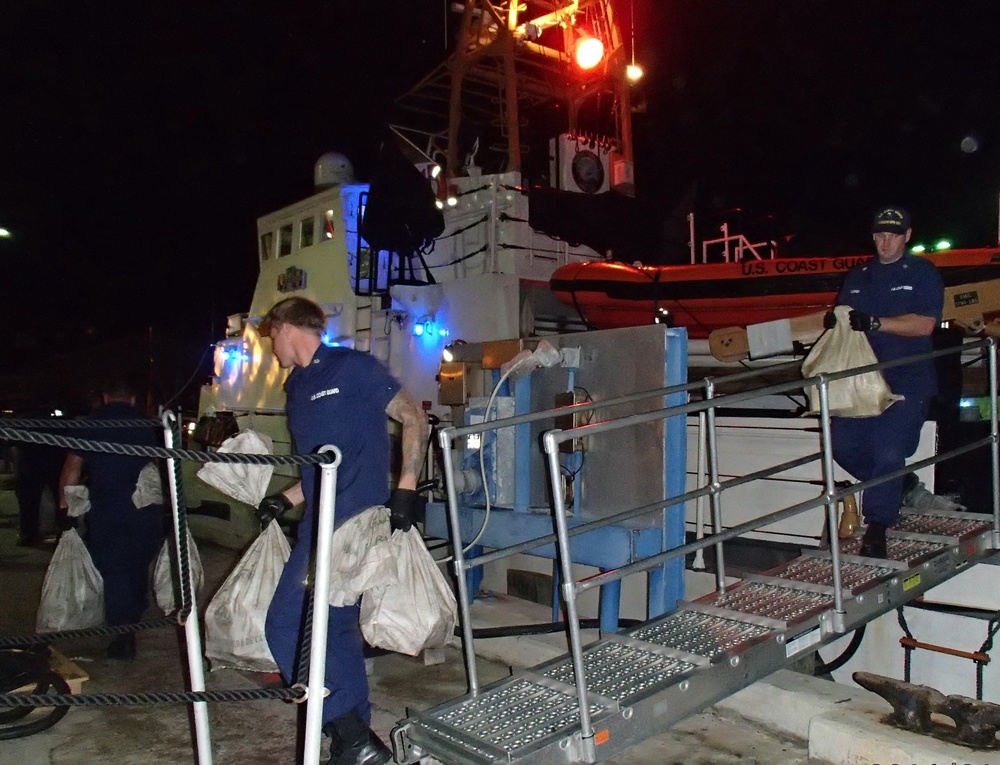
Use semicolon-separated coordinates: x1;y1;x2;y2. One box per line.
310;387;340;401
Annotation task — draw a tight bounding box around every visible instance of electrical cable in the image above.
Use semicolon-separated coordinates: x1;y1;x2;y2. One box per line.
433;351;550;564
813;625;866;676
161;343;214;409
0;649;71;740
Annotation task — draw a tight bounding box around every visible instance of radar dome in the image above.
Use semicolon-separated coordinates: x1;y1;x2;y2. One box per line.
314;152;355;189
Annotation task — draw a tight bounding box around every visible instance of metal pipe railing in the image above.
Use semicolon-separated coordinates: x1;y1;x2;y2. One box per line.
455;451;821;571
303;446;342;765
161;412;213;765
817;378;846;621
557;352;997;597
443;337;999;712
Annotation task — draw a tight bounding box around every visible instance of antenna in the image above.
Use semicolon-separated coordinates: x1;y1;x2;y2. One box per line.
630;0;636;69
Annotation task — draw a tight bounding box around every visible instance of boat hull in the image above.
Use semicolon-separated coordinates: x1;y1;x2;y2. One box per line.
550;250;1000;337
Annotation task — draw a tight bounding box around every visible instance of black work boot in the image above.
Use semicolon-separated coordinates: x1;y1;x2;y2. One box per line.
859;522;888;559
325;709;392;765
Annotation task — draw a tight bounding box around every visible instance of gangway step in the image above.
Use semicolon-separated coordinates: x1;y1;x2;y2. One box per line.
392;509;996;765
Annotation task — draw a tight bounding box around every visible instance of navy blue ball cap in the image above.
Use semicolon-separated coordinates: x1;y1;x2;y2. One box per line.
872;207;911;234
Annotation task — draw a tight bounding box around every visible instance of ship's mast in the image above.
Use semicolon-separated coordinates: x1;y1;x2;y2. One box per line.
395;0;634;180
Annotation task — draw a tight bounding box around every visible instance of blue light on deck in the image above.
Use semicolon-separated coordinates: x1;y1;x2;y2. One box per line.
413;319;449;339
320;334;353;348
220;347;249;362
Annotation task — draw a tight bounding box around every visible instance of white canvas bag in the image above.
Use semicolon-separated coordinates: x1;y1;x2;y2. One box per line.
152;534;205;614
802;305;902;417
196;429;275;508
36;529;104;632
360;528;457;656
327;505;397;607
204;520;290;671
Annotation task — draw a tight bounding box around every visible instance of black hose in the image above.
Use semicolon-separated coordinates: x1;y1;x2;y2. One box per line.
0;649;71;740
814;625;866;675
461;618;641;640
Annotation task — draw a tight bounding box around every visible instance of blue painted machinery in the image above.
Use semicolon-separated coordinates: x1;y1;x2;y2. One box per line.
425;324;689;633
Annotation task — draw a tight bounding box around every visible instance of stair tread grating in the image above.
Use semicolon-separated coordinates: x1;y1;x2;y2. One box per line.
430;677;605;754
773;557;893;590
410;719;504;762
627;609;771;660
839;536;946;563
705;581;834;622
540;641;696;704
894;514;991;539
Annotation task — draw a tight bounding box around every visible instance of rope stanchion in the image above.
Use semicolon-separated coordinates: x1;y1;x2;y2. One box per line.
166;415;195;622
0;412;337;762
159;410;213;765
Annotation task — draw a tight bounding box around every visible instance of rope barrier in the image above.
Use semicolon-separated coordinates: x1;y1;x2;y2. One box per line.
1;417;160;429
1;687;305;708
0;413;326;719
0;617;179;649
0;426;336;466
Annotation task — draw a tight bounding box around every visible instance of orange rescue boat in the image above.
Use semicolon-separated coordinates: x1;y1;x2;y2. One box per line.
550;249;1000;338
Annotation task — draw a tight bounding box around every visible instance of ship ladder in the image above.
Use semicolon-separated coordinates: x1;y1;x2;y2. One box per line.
392;510;996;765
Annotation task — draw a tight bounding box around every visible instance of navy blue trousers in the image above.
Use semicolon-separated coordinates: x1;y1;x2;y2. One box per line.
831;396;929;527
88;504;163;626
265;522;370;726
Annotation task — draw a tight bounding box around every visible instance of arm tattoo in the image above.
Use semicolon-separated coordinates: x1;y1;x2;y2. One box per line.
386;390;429;488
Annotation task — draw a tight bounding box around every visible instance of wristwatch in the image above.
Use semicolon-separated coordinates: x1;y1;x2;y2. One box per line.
870;316;881;332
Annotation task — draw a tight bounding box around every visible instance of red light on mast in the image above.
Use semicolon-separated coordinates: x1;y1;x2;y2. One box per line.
574;36;604;70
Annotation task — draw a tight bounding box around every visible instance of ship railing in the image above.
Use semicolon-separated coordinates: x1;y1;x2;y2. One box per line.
437;337;999;747
699;221;777;264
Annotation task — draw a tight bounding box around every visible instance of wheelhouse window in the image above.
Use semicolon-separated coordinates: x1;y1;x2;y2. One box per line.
300;216;315;248
278;223;293;257
259;231;274;262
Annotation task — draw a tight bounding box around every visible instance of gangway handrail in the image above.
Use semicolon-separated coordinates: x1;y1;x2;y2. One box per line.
456;451;824;571
570;436;993;597
437;357;804;445
438;356;800;692
536;337;998;755
443;337;997;724
551;339;993;445
538;338;995;591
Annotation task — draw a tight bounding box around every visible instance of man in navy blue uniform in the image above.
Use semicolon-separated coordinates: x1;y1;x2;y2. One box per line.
258;297;427;765
827;207;944;558
58;379;164;660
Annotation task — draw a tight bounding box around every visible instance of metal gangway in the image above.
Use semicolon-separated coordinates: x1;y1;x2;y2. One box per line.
392;338;1000;765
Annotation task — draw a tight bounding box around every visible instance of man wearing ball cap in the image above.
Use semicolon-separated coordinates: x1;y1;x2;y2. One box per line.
823;207;944;558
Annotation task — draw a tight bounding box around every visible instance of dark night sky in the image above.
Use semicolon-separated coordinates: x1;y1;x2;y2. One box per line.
3;1;1000;346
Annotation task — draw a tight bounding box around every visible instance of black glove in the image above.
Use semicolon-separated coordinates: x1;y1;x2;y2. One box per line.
257;493;293;525
387;488;422;532
823;311;837;330
56;513;78;532
848;310;881;332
